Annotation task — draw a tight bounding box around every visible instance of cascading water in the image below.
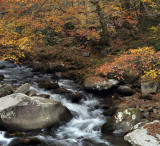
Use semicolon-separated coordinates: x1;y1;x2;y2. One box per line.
0;61;130;146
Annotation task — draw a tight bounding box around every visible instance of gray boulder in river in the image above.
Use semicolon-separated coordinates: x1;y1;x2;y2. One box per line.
84;79;119;91
0;93;73;131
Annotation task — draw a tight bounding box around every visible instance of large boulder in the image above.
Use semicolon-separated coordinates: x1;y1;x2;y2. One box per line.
124;121;160;146
141;81;158;94
113;108;141;134
0;74;4;82
0;84;13;97
0;93;73;131
14;83;30;94
84;78;119;91
117;85;134;96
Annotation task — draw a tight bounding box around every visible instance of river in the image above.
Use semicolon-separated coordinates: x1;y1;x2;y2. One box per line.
0;61;130;146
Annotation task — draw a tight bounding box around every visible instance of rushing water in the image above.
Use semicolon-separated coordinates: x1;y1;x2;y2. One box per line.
0;61;130;146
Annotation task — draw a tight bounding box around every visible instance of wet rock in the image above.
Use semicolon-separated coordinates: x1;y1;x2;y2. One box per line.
51;73;60;80
101;117;116;133
84;78;119;92
70;92;84;103
8;137;41;146
117;85;134;96
39;82;59;90
0;84;13;97
0;93;73;131
0;65;6;69
15;83;30;94
52;88;70;94
138;94;152;100
54;62;68;72
103;107;118;117
38;94;50;98
141;81;158;94
0;74;4;82
113;108;141;134
26;90;37;97
124;120;160;146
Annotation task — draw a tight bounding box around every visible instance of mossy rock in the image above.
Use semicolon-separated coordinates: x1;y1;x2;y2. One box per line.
101;117;116;133
103;107;118;117
8;137;41;146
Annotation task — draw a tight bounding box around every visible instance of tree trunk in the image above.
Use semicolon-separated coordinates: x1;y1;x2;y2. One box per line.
90;0;110;47
96;2;110;47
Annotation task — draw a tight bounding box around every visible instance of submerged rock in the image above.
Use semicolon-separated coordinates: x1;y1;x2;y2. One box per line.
0;93;73;131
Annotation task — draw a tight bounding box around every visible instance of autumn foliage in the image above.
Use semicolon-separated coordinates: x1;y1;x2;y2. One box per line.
97;47;160;80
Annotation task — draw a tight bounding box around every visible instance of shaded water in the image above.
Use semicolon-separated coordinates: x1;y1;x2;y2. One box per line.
0;61;130;146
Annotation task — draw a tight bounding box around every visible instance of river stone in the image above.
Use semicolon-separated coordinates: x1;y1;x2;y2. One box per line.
54;63;68;72
26;89;37;96
141;81;158;94
124;121;160;146
0;65;6;69
103;107;118;117
0;93;73;131
117;85;134;96
113;108;141;134
39;82;59;90
8;137;41;146
0;74;4;82
138;94;152;100
0;84;13;97
84;79;119;91
15;83;30;94
101;117;116;133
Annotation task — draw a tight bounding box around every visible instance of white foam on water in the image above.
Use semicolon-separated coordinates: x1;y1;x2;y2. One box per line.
31;80;110;146
0;131;14;145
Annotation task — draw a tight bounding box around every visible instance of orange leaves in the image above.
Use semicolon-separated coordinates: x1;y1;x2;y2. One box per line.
97;47;160;80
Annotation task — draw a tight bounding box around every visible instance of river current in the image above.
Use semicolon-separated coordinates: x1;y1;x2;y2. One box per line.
0;61;130;146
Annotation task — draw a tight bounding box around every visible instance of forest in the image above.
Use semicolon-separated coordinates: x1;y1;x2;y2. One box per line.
0;0;160;146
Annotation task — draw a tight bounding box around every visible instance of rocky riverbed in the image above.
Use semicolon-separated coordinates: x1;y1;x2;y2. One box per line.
0;61;131;146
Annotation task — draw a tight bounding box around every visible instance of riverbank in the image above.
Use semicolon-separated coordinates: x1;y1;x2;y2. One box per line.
19;44;160;145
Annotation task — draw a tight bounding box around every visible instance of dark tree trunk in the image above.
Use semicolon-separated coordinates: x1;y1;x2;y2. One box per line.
90;0;110;47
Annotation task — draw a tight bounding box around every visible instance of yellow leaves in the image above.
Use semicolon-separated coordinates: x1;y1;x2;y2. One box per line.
97;47;160;80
